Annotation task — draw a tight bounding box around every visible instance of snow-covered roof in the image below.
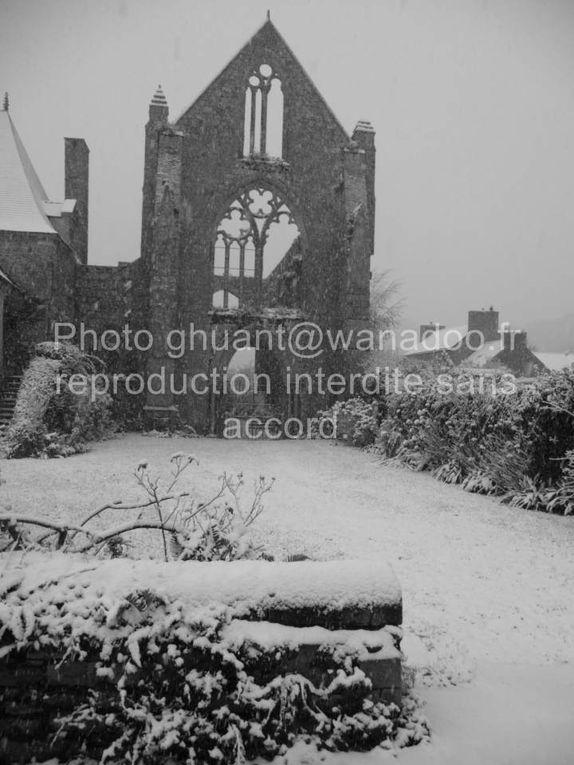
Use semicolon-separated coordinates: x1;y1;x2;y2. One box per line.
42;199;76;217
461;339;504;368
0;109;58;234
404;325;467;356
533;352;574;372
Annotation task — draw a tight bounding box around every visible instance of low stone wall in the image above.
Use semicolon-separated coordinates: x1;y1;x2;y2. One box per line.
0;555;403;763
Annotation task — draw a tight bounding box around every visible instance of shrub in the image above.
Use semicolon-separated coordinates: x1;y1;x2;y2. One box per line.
0;454;274;561
546;449;574;515
2;355;61;457
3;342;114;458
318;398;379;446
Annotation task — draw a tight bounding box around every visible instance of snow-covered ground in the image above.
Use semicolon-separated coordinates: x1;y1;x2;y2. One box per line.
2;434;574;764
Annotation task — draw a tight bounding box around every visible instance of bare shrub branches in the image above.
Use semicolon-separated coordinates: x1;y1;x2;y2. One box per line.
0;455;274;560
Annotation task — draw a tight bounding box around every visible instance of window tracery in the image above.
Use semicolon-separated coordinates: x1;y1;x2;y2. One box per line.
243;64;283;158
212;187;299;309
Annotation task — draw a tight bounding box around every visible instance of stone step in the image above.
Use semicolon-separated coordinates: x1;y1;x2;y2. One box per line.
0;376;22;428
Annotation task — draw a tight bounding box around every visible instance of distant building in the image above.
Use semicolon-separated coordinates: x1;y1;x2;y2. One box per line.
0;105;87;378
532;352;574;373
404;307;545;377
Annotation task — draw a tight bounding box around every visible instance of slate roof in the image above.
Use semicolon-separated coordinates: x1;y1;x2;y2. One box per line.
0;109;56;234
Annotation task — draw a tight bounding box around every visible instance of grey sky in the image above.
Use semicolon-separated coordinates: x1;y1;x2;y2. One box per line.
1;0;573;328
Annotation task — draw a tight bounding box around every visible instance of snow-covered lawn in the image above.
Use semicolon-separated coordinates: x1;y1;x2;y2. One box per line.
2;434;574;764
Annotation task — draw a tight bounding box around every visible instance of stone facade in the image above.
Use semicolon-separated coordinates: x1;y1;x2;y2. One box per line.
132;19;374;429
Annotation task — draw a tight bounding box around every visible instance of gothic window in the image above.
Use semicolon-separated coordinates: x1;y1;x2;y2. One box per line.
212;187;299;309
213;289;239;309
243;64;283;158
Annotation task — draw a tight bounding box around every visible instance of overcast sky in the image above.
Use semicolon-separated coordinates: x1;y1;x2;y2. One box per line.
1;0;573;328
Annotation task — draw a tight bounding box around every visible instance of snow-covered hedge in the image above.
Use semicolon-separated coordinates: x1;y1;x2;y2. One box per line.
318;398;379;447
3;341;113;458
327;371;574;514
0;554;426;763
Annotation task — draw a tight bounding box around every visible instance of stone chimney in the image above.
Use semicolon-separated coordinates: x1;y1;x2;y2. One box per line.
467;307;499;344
419;322;444;342
351;120;375;254
64;137;89;264
502;330;527;351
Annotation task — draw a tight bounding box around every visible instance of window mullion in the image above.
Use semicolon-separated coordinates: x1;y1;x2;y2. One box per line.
249;86;257;155
260;84;269;155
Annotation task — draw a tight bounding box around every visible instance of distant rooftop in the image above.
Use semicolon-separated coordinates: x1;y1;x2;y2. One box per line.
404;325;467;355
460;339;504;368
533;352;574;372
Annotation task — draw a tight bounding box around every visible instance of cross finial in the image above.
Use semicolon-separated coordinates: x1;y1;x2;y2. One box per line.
2;92;8;112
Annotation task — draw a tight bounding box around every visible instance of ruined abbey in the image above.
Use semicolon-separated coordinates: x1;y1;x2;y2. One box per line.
0;17;375;432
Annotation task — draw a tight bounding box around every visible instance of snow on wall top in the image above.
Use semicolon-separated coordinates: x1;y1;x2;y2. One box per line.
222;619;401;660
4;553;401;622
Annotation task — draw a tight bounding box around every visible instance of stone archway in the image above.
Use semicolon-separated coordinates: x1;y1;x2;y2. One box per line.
211;343;287;436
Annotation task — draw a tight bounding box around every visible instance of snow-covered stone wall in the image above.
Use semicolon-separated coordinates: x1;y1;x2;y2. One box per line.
0;554;403;762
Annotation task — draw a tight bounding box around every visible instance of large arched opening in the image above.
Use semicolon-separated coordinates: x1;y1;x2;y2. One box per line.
211;186;302;312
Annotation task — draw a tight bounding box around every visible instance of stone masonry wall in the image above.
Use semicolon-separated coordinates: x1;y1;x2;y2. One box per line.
0;231;77;373
0;557;402;763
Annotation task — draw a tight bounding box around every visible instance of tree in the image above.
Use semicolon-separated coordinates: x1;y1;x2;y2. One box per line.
359;270;404;374
369;270;404;332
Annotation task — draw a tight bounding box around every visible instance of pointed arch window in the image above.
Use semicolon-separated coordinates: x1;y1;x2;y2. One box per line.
243;64;283;158
212;187;299;310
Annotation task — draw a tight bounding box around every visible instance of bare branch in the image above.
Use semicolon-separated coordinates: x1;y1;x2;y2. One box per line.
543;402;574;419
46;493;191;544
75;521;187;553
0;514;97;538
